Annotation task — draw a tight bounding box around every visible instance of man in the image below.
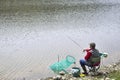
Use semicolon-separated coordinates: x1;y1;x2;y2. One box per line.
80;42;101;75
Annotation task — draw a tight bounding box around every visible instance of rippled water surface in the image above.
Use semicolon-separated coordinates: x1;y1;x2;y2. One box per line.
0;1;120;80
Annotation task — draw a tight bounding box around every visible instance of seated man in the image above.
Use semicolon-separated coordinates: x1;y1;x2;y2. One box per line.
80;42;101;75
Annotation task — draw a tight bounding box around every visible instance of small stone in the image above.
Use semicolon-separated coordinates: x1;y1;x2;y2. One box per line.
44;77;53;80
109;65;112;68
61;76;66;80
53;75;62;80
73;77;77;79
56;75;61;78
52;76;56;79
113;63;117;68
59;71;65;76
111;79;115;80
69;78;73;80
105;77;110;80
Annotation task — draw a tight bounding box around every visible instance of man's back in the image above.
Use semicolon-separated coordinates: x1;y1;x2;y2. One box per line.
88;49;101;66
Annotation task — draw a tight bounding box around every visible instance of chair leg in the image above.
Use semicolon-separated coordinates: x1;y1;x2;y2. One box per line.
93;67;96;72
88;66;98;76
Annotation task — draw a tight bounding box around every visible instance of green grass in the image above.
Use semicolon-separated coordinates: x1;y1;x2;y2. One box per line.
108;70;120;80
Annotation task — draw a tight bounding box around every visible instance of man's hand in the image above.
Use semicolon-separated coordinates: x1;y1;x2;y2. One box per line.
83;49;86;52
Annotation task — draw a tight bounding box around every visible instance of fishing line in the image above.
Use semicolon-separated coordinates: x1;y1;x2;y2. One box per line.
66;35;83;49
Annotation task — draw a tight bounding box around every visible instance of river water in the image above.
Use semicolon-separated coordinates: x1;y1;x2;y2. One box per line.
0;1;120;80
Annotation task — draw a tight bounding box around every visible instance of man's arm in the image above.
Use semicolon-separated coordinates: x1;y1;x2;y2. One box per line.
84;52;92;61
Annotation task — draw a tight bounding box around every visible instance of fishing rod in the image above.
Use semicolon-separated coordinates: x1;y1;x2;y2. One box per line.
66;35;82;49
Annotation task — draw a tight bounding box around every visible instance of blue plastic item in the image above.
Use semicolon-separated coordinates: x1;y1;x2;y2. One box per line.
72;67;81;77
100;52;108;58
50;55;76;73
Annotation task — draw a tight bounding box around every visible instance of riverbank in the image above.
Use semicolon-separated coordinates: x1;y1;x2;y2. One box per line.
42;60;120;80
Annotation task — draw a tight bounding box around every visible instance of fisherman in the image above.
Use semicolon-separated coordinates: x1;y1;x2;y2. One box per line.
80;42;101;75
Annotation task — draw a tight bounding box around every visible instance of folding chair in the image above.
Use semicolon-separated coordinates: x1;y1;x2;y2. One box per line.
88;57;101;76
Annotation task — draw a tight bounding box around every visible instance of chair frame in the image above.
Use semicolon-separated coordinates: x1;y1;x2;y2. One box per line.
88;57;101;76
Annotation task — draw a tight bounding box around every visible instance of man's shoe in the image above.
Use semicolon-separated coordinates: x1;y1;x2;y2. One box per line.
82;72;88;75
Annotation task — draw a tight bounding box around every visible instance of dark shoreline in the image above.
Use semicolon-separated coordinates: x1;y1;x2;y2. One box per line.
0;2;120;13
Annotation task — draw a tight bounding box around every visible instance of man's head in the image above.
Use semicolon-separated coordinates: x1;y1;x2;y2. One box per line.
89;42;96;49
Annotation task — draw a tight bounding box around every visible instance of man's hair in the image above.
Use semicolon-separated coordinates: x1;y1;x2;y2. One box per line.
90;42;96;49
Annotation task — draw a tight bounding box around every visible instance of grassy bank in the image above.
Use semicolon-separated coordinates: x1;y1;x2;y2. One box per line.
109;70;120;80
43;61;120;80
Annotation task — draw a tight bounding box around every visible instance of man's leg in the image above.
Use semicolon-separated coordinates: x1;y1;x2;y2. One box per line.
80;59;88;74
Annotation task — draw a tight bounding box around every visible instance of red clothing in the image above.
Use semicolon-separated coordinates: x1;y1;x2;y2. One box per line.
84;48;92;61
